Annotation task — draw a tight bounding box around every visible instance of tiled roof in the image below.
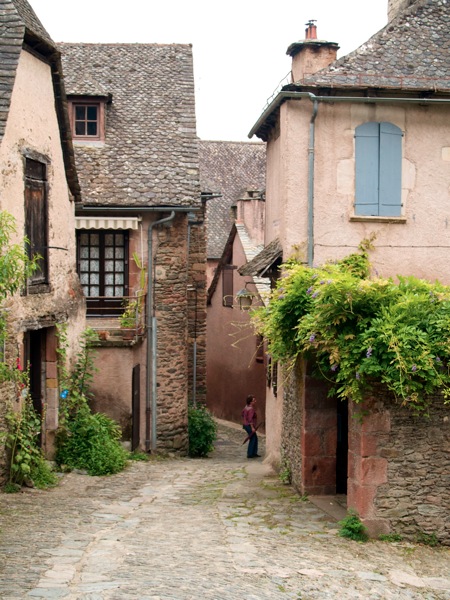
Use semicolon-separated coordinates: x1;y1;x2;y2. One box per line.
199;140;266;258
59;43;200;208
239;237;282;277
12;0;55;48
295;0;450;92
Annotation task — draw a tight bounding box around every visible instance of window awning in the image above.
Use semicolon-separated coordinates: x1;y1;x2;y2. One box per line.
75;217;141;230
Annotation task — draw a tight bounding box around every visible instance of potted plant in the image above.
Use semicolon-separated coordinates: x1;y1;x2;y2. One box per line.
119;299;138;339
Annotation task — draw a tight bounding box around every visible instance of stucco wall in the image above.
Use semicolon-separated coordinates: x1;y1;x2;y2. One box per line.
206;235;266;428
0;48;85;467
268;99;450;281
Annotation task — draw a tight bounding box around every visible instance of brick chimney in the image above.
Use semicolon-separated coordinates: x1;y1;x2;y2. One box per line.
286;21;339;83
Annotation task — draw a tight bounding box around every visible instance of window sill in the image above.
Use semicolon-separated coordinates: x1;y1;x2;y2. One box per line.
350;215;406;224
73;140;105;147
26;283;51;295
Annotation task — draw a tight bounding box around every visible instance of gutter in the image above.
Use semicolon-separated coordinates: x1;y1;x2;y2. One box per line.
248;91;450;140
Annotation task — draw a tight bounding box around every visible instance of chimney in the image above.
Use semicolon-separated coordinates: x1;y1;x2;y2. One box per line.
387;0;418;21
286;21;339;83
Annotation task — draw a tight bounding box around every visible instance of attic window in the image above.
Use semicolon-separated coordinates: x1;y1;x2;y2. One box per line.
68;97;105;142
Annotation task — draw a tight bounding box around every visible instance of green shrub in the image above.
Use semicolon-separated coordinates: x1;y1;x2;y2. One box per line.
338;510;369;542
30;456;58;489
379;533;403;542
56;406;128;476
188;404;217;457
416;531;439;546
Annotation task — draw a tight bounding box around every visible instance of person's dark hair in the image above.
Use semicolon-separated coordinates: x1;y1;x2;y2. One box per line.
246;395;255;405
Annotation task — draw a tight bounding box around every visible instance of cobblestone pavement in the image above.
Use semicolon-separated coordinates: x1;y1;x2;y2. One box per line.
0;421;449;600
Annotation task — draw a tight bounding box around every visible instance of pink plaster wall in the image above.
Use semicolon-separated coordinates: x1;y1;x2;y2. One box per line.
206;234;266;428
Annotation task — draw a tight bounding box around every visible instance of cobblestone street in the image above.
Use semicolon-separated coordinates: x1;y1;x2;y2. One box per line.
0;421;449;600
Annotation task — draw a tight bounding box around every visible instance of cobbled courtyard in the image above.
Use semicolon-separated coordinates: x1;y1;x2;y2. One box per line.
0;421;449;599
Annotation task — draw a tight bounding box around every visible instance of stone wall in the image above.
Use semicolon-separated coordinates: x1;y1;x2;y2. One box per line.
153;215;190;453
281;358;304;490
349;394;450;545
187;210;207;407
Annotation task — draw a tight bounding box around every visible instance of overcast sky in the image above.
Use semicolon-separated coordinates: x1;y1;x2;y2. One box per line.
29;0;388;142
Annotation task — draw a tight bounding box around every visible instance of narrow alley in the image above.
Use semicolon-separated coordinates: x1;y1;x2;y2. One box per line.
0;421;449;600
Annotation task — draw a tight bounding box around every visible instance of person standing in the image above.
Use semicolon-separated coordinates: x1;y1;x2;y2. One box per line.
242;395;260;459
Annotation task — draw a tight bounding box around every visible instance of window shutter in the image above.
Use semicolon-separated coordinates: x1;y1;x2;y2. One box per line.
25;159;48;284
355;122;380;216
379;122;402;216
222;265;234;307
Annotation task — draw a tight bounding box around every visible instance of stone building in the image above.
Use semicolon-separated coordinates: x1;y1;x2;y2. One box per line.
247;0;450;542
59;43;206;453
0;0;86;472
199;141;268;426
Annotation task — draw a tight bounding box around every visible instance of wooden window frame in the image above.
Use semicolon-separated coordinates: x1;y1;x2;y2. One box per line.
77;230;129;317
68;97;105;142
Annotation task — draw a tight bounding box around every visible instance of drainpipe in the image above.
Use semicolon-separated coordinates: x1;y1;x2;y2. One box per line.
145;211;176;452
307;98;318;267
249;92;450;267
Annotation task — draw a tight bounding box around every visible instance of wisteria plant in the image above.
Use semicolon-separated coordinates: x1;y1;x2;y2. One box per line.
252;239;450;413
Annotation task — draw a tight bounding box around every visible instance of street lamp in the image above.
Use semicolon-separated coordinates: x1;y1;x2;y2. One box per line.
236;282;254;311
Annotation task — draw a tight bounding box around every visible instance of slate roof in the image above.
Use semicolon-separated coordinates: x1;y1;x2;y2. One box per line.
0;0;80;200
59;43;200;208
199;140;266;258
238;237;282;277
0;0;55;142
292;0;450;92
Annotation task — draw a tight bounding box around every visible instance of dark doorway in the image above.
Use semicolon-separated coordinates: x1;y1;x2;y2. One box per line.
25;329;45;445
132;364;140;451
336;399;348;494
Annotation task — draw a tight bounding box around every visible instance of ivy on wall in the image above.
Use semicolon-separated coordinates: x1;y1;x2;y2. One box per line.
252;239;450;413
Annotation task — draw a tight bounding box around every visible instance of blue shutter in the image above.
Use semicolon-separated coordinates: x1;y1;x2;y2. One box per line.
379;122;402;217
355;122;380;216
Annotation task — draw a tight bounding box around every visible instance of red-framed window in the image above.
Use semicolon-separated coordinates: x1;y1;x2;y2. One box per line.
68;98;105;141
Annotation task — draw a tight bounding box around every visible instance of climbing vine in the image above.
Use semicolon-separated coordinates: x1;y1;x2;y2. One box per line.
0;211;54;489
252;239;450;413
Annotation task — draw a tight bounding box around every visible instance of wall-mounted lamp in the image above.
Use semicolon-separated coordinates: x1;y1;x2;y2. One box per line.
236;282;255;311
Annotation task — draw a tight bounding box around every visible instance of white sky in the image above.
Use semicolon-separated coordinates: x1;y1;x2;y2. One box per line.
29;0;388;142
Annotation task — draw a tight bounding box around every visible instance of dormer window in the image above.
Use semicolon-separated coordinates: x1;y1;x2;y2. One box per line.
68;97;106;142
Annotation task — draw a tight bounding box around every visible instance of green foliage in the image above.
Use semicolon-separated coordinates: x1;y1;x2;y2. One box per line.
338;510;369;542
56;325;98;421
379;533;403;542
415;531;439;546
0;211;38;384
279;459;292;485
188;404;217;457
128;451;150;461
30;456;58;489
119;299;138;329
56;406;128;476
252;238;450;412
5;391;43;487
3;482;21;493
56;326;127;477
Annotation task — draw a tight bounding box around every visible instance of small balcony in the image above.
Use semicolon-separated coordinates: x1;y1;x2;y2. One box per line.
86;293;146;346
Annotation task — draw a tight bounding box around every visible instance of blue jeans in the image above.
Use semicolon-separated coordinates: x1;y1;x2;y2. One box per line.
243;424;258;458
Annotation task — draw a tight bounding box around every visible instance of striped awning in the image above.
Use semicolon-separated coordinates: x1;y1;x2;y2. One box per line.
75;217;141;230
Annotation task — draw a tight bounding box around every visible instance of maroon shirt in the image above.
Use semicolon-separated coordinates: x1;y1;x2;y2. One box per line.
242;405;257;427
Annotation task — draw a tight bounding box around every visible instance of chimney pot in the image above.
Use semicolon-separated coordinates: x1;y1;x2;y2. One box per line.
305;20;317;40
